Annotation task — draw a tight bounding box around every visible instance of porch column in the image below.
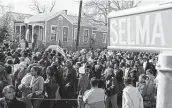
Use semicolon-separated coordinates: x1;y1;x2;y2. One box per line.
19;25;21;37
44;24;46;46
25;24;29;41
39;26;43;41
39;26;41;40
42;26;45;45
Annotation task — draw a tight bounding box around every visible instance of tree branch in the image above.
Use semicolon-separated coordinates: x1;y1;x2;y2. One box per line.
134;1;141;7
30;0;57;14
30;0;42;13
42;5;46;13
49;0;56;12
83;0;141;26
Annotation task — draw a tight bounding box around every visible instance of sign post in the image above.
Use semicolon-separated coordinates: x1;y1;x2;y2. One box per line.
108;2;172;108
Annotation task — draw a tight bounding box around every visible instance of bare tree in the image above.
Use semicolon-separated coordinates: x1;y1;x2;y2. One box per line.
30;0;56;14
0;3;13;16
83;0;141;26
0;4;14;42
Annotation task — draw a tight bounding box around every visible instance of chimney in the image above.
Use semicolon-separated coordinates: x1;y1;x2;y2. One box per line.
63;10;67;15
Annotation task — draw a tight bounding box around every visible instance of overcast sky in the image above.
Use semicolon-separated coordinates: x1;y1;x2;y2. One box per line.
1;0;170;15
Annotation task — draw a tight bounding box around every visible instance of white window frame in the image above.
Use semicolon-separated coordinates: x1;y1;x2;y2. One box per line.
83;29;89;43
103;33;107;43
73;27;77;41
92;32;96;39
62;26;69;42
74;27;81;43
40;26;44;41
50;25;57;41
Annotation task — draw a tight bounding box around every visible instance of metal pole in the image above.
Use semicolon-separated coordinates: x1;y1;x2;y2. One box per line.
156;51;172;108
76;0;82;51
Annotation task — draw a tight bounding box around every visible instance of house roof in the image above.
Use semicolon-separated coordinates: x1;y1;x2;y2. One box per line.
7;12;32;22
96;26;107;32
66;15;107;31
26;11;95;26
26;12;61;23
67;15;93;26
26;11;107;32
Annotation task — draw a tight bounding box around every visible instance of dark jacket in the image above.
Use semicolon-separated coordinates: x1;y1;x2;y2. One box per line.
143;62;152;74
105;79;117;96
0;98;26;108
62;66;77;98
94;64;103;79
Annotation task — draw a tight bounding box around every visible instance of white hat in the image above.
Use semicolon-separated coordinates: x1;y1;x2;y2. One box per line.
116;53;121;56
79;67;85;74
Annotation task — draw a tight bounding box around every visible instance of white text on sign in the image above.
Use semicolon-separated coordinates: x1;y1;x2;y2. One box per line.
110;13;166;46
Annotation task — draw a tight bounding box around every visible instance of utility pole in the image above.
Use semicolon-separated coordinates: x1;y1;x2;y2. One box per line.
76;0;82;51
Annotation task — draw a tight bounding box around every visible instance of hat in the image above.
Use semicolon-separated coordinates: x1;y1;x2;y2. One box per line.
76;62;81;67
143;55;148;59
5;56;13;63
74;62;81;69
79;67;85;74
116;53;121;56
149;59;153;63
6;59;13;64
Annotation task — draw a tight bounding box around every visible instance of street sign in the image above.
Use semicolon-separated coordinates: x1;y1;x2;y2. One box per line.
107;3;172;51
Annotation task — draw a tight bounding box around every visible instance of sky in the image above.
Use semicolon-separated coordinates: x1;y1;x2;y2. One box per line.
1;0;171;15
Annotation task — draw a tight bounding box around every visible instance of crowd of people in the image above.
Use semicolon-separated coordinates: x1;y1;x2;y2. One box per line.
0;41;159;108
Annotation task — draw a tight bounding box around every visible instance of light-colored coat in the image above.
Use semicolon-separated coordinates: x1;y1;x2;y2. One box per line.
83;87;105;108
122;85;144;108
30;76;44;96
18;73;32;97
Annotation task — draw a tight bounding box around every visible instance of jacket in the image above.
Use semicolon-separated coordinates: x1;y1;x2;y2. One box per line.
0;98;26;108
122;85;144;108
30;76;44;96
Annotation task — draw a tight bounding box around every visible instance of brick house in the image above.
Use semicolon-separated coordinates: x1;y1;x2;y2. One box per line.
14;10;107;50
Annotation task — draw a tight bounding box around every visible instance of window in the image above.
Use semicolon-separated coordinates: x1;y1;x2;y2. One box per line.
103;33;107;43
73;28;77;41
16;26;20;35
40;26;43;41
51;25;57;41
92;33;96;39
63;27;68;42
28;25;32;43
73;28;81;42
83;29;89;43
21;26;26;38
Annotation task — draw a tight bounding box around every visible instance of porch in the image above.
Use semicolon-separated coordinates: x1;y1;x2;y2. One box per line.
14;23;46;49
